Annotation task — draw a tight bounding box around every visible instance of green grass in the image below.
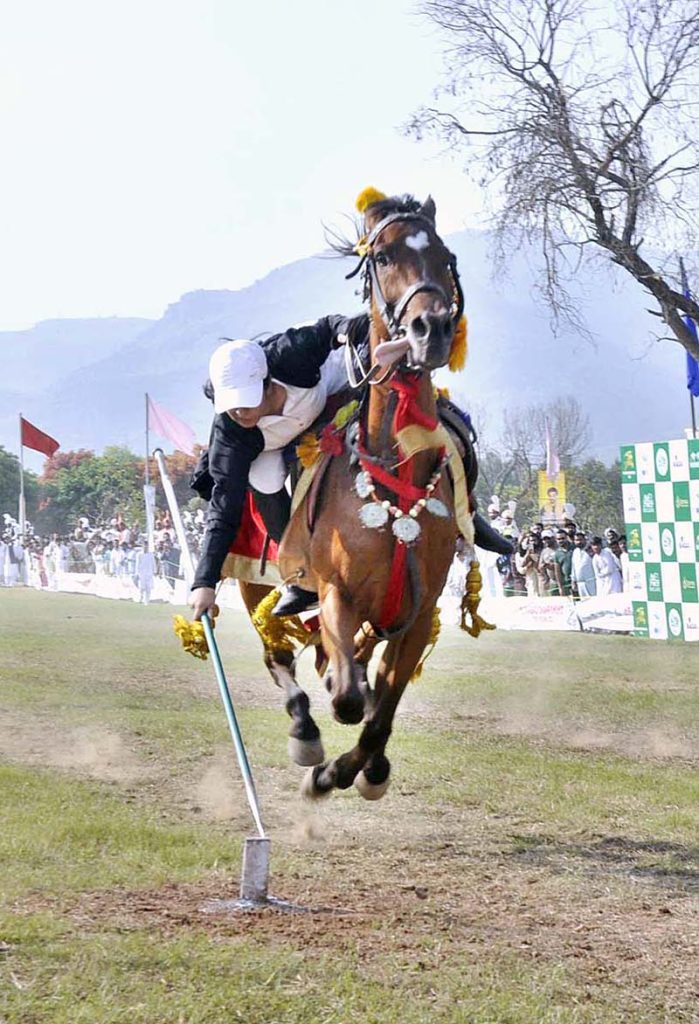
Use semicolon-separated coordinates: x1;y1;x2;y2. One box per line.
1;588;697;1023
0;922;639;1024
0;764;242;900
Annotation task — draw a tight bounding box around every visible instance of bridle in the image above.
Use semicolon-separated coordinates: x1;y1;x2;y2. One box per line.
344;210;465;387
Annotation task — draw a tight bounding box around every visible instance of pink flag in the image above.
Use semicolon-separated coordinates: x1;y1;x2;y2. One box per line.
147;395;196;455
545;418;560;480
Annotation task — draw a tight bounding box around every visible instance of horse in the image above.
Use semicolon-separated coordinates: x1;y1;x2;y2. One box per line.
237;188;467;799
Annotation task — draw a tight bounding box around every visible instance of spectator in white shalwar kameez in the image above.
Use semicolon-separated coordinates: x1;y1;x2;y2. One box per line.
590;537;623;596
44;536;60;591
571;532;597;598
3;536;25;587
57;539;70;578
134;543;156;604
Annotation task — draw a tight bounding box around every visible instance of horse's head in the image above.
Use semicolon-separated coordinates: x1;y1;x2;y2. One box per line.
356;191;464;372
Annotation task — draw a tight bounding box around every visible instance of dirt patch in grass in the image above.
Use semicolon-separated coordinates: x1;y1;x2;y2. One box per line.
18;851;699;1018
495;716;699;762
0;713;150;784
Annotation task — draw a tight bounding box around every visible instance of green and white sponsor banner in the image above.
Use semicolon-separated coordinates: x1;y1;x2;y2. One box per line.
622;438;699;641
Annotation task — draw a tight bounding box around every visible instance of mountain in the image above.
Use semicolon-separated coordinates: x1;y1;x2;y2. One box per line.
2;231;691;463
1;316;152;457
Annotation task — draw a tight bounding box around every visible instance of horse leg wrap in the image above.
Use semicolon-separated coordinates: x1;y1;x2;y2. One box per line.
354;750;391;800
300;763;335;801
285;692;324;767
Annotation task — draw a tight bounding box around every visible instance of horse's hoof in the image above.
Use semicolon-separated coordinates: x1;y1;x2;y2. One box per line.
300;765;333;801
331;695;365;726
354;770;391;801
288;736;325;767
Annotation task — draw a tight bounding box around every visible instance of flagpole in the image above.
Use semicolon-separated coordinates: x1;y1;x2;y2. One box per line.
18;414;26;536
145;393;150;486
679;257;699;438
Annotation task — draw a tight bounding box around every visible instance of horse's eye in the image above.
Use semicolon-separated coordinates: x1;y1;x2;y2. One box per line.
374;252;390;268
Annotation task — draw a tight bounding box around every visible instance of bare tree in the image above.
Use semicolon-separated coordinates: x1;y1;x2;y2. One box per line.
513;396;591;468
475;396;591;515
407;0;699;358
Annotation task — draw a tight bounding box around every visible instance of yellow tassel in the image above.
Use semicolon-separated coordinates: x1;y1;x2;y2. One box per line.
411;607;441;680
174;614;211;659
296;433;321;469
448;315;468;372
356;186;387;214
250;589;317;654
434;386;450;401
459;560;496;638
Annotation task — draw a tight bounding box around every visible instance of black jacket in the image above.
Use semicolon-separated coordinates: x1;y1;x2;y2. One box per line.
192;314;369;589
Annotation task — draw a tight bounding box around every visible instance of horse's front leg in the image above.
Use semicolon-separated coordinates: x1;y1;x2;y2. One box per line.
304;608;434;800
319;583;368;726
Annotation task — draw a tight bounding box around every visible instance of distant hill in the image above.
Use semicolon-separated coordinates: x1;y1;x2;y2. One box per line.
2;231;691;463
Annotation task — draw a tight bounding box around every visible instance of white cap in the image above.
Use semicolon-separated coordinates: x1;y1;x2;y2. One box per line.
209;339;267;415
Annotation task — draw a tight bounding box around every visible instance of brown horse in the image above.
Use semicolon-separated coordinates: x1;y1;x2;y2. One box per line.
238;190;466;800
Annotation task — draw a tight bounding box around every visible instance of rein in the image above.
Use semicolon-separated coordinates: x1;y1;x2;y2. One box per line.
343;335;396;389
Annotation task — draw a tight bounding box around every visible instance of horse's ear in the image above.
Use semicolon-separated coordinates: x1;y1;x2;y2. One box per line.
421;195;436;223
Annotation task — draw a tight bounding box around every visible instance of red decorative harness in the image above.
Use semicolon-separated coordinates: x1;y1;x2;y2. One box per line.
357;374;446;631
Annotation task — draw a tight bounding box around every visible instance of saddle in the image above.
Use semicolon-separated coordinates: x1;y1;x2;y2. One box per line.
200;391;481;586
277;394;478;590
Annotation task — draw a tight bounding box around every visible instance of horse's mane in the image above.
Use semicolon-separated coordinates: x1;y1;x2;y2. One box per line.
325;194;423;258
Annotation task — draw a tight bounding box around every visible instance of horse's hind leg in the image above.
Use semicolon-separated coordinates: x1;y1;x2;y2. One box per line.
264;648;325;766
303;609;434;799
240;581;323;767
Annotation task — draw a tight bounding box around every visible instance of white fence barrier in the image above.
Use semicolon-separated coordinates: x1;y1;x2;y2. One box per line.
25;573;635;634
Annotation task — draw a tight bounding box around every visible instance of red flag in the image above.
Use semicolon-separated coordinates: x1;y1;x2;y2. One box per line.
21;416;60;457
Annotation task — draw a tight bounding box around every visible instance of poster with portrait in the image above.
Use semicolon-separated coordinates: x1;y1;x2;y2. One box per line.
537;470;567;526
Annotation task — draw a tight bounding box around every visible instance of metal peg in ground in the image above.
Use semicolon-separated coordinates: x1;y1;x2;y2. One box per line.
240;837;271;902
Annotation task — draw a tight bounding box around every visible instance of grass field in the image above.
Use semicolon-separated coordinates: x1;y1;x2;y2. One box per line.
0;588;697;1023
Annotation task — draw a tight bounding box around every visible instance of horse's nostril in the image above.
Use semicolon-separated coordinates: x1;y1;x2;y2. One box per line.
410;315;428;339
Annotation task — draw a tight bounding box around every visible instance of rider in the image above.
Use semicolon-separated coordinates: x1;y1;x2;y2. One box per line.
188;314;512;621
187;317;357;621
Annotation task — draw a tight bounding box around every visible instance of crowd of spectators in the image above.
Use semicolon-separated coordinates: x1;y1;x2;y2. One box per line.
5;499;627;606
0;508;208;601
474;497;627;600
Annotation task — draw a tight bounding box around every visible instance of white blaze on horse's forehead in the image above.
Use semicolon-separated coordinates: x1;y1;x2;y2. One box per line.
405;230;430;252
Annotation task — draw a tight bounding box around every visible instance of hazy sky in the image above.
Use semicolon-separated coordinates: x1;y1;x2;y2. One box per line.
0;0;484;331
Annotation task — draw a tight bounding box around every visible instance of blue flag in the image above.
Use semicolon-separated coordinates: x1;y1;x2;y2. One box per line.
687;350;699;398
679;258;699;398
